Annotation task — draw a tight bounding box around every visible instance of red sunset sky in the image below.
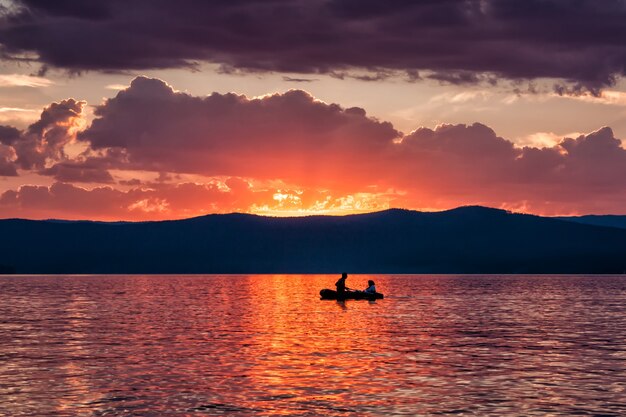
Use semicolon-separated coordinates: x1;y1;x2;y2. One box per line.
1;1;626;220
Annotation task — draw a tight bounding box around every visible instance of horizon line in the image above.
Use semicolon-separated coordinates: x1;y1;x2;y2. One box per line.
0;205;622;224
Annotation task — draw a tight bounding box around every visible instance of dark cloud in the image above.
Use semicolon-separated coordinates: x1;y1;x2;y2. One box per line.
119;178;141;186
39;161;114;183
0;143;17;176
2;77;626;216
73;77;626;214
395;124;626;213
0;125;20;145
79;76;400;187
427;71;498;86
282;76;317;83
1;1;625;89
0;98;86;177
13;98;84;169
0;163;17;176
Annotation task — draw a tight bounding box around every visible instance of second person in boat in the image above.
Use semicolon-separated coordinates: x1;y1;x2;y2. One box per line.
363;280;376;294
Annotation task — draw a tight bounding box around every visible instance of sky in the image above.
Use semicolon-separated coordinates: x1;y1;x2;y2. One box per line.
1;0;626;220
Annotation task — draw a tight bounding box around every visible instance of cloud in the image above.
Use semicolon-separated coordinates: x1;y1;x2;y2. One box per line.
1;1;626;89
71;78;626;214
516;131;583;148
105;84;129;91
560;90;626;106
13;98;86;170
118;178;141;186
0;180;392;220
0;125;20;145
2;77;626;217
394;125;626;214
39;161;114;183
428;91;492;105
0;107;39;127
282;76;318;83
0;73;52;88
78;77;400;188
0;143;17;176
0;98;91;178
0;182;237;220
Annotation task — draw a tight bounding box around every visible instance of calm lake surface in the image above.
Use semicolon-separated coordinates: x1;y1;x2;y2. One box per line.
1;275;625;416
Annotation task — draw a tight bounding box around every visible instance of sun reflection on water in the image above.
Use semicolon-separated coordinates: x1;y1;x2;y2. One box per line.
0;274;625;416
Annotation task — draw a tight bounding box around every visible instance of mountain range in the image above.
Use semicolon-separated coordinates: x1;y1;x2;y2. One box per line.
1;206;626;274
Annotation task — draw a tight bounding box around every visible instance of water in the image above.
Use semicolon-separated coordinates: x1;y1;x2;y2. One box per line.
0;275;625;416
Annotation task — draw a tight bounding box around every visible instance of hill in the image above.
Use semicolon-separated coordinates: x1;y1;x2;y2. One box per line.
1;206;626;273
557;215;626;230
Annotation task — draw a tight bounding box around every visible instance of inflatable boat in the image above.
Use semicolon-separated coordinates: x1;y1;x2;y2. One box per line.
319;288;384;300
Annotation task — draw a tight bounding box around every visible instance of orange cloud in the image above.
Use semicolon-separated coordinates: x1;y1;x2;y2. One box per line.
78;77;399;190
1;77;626;219
0;181;398;221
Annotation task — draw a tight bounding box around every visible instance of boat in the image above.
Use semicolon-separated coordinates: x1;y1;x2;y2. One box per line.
319;288;384;300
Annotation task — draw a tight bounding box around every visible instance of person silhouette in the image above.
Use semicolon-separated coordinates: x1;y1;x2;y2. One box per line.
335;272;349;297
363;279;376;294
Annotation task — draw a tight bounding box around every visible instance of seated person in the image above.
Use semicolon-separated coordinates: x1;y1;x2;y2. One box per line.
363;280;376;294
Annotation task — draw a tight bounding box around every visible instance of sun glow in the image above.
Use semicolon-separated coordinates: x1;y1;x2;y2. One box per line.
252;192;392;217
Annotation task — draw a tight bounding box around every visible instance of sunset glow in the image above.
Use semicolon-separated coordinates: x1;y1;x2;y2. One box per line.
1;77;626;220
1;1;626;220
2;3;626;415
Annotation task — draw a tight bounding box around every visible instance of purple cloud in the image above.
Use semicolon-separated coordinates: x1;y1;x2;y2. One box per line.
13;99;85;170
2;77;626;216
0;1;625;89
78;76;399;188
39;161;115;183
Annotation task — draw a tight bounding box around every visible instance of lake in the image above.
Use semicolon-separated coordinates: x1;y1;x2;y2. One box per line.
1;274;625;416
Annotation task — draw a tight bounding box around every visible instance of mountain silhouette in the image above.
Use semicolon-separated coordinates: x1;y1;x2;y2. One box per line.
1;206;626;274
557;215;626;230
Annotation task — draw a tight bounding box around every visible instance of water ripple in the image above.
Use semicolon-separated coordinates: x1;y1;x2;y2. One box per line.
0;274;625;416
